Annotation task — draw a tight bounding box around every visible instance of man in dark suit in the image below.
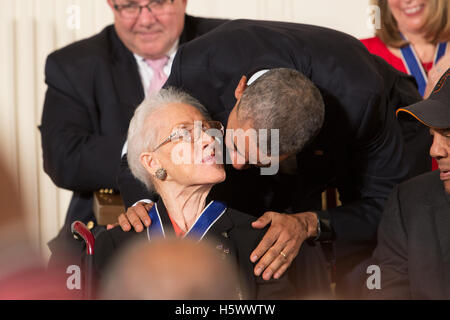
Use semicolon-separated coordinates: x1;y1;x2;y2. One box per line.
39;0;225;253
368;69;450;299
117;19;428;297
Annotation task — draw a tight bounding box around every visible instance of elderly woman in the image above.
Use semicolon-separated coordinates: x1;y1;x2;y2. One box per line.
93;88;297;300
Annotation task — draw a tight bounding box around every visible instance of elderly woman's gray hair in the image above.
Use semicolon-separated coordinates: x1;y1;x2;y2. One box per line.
127;88;210;192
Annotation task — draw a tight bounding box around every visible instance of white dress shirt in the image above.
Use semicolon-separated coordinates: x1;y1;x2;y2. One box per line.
133;40;179;97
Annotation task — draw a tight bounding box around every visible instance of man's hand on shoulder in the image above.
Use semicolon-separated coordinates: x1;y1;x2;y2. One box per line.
250;211;319;280
107;202;153;232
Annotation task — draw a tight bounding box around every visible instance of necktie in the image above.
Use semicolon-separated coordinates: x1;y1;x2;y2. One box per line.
145;56;169;94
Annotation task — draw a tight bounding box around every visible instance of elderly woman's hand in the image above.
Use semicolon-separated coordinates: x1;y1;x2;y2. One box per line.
107;202;153;232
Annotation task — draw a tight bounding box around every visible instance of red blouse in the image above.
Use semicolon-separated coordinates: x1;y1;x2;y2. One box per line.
361;37;434;74
168;213;186;238
361;36;437;171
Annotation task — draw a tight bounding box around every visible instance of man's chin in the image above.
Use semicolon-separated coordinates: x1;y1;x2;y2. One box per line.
135;42;168;58
136;30;164;40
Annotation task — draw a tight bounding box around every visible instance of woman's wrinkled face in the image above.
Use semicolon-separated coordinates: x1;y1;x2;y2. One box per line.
146;103;225;188
388;0;430;34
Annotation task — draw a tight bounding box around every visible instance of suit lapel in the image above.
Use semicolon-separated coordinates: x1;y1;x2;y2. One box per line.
202;210;237;263
431;180;450;298
433;204;450;262
151;199;176;238
109;26;145;111
149;199;233;242
147;201;238;267
179;15;196;45
144;203;245;298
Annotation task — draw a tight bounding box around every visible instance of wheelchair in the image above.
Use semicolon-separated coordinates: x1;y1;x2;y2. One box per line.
71;221;96;300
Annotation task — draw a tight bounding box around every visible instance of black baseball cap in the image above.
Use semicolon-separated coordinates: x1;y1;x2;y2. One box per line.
397;68;450;129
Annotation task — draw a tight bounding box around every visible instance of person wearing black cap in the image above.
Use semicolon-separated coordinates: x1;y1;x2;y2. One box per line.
368;68;450;300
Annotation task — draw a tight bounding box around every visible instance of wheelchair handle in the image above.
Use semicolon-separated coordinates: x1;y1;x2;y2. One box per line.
71;221;95;256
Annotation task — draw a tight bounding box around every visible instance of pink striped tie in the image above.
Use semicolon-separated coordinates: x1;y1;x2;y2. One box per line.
145;56;169;94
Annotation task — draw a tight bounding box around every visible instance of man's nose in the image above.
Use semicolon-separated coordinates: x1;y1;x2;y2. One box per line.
232;162;247;170
137;6;157;25
430;134;448;160
228;146;247;169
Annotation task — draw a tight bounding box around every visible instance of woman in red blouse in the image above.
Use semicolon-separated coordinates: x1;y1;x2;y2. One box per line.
362;0;450;170
362;0;450;98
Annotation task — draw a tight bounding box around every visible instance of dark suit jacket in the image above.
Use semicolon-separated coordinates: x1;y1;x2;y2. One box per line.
39;15;226;228
368;171;450;299
118;20;428;272
94;199;326;299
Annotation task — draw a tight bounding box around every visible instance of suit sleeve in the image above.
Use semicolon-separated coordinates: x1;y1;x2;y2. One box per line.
118;153;157;208
366;185;411;299
40;54;125;192
316;93;409;249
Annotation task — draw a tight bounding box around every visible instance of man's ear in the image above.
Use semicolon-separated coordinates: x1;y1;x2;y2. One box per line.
235;76;248;100
140;152;161;176
106;0;115;10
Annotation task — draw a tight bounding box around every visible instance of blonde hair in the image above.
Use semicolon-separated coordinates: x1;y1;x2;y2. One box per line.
372;0;450;48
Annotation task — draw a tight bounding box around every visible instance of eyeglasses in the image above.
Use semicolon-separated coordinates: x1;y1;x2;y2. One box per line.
152;121;224;152
113;0;175;19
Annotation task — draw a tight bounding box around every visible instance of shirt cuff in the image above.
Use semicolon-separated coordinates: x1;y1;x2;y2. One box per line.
132;199;153;207
314;210;335;242
121;141;128;158
313;212;321;241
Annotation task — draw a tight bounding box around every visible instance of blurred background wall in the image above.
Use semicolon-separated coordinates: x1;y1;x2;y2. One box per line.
0;0;374;259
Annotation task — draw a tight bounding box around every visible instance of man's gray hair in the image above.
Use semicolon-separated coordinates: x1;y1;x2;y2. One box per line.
127;88;210;192
237;68;325;155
